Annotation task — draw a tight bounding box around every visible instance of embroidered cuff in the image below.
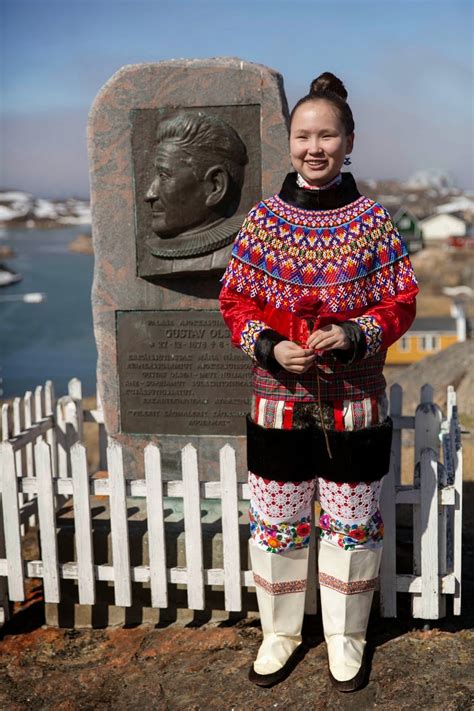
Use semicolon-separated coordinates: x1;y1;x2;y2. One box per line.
349;316;383;358
240;320;270;360
254;329;287;373
331;321;366;364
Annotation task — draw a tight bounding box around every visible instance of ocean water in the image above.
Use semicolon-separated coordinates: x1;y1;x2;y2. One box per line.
0;227;97;398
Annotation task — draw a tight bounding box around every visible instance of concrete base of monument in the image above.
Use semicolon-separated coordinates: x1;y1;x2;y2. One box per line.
44;497;257;629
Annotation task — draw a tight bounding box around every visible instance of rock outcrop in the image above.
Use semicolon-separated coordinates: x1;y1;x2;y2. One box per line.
385;340;473;416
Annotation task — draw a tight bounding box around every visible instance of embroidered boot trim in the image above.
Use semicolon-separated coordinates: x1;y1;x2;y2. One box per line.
319;571;378;595
253;573;307;595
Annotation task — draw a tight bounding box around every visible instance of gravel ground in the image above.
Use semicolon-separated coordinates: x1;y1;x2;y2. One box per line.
0;608;472;710
0;535;472;711
0;426;472;710
0;475;472;710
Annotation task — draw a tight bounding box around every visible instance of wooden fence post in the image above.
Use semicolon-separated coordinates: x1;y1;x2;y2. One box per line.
35;440;60;603
0;437;10;625
65;397;81;453
412;385;442;617
436;391;450;621
13;398;26;531
68;378;84;442
45;381;58;478
71;443;95;605
144;443;168;608
0;443;25;601
24;391;35;477
419;448;440;618
182;444;204;611
56;397;68;478
9;398;24;535
219;444;242;612
34;385;44;430
32;385;45;530
13;397;23;469
1;404;9;441
108;441;131;607
56;396;81;479
447;388;463;616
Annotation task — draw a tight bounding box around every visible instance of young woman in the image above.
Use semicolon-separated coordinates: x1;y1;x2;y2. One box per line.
219;72;418;692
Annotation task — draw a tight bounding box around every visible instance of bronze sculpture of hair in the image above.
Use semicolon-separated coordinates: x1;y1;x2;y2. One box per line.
155;112;248;189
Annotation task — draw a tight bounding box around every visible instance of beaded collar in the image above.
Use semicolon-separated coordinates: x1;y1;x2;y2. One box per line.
279;172;361;211
296;172;342;191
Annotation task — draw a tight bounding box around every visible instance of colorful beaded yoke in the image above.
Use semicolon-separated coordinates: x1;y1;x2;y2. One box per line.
221;195;414;314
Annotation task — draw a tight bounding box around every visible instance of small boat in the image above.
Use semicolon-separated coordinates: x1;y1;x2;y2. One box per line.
0;263;22;287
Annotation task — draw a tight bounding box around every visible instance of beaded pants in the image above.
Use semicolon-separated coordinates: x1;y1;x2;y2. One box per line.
248;393;387;554
248;393;387;680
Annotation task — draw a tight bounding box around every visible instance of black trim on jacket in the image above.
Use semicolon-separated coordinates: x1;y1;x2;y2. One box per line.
254;321;366;369
278;172;361;211
254;329;287;373
331;321;367;364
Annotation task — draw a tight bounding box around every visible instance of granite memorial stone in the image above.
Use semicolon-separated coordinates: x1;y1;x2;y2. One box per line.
88;58;290;477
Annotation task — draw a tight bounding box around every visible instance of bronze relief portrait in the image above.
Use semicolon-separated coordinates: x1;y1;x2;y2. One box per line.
132;105;261;277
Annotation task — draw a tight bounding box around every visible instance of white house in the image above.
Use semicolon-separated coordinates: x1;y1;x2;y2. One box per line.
420;213;467;243
436;197;474;214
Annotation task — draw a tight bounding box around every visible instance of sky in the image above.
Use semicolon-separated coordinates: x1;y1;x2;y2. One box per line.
1;0;473;198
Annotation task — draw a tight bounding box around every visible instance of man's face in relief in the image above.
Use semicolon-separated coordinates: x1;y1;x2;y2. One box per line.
145;141;211;239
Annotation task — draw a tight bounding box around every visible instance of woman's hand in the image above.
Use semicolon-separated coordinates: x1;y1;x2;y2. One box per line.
273;341;316;373
307;324;350;351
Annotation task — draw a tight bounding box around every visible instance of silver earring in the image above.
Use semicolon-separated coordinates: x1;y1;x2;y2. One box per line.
343;156;352;166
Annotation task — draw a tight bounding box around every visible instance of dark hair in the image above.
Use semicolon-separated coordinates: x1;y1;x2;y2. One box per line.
290;72;355;135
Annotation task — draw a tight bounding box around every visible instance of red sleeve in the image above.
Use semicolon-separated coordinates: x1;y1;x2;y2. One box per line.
219;285;273;361
348;255;419;358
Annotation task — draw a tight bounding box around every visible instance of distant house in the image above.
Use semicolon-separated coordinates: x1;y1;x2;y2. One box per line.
420;213;467;244
436;197;474;215
391;207;424;253
386;311;467;365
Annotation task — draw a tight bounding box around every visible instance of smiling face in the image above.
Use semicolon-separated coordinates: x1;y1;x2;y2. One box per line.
289;99;354;187
145;141;211;238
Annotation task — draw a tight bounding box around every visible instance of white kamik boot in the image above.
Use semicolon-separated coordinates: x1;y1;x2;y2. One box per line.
318;539;382;692
249;539;309;686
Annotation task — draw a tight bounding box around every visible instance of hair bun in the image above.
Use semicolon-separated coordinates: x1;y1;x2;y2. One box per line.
309;72;348;101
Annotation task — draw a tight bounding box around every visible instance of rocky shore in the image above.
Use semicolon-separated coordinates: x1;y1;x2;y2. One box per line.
0;245;15;259
68;233;93;254
0;190;90;229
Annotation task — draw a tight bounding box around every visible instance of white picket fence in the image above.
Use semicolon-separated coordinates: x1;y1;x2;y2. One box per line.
0;378;463;626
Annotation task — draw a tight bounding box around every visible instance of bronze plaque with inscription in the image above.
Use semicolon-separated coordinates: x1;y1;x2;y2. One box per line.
117;310;252;435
